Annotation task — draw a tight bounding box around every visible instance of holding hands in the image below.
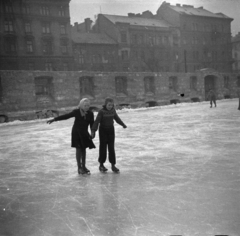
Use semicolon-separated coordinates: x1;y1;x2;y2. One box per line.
91;131;95;139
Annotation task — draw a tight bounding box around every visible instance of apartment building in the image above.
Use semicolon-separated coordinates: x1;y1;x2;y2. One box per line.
0;0;73;71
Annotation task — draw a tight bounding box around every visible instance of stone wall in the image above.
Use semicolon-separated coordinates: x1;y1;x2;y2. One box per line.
0;70;239;121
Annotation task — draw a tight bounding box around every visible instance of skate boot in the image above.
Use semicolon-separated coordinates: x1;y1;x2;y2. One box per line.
111;165;120;173
83;166;91;174
78;166;87;175
99;165;108;173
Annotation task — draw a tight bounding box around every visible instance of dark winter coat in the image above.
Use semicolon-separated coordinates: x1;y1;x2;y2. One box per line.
54;109;95;149
208;90;216;100
92;106;126;131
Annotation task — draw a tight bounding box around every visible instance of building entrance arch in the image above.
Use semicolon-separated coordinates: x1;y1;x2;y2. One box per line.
204;75;218;101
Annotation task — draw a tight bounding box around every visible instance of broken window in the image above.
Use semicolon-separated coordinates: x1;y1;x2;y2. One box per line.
115;76;127;95
35;76;53;97
79;76;94;97
169;76;178;91
224;76;229;88
0;77;2;103
190;76;197;90
144;76;155;94
237;76;240;87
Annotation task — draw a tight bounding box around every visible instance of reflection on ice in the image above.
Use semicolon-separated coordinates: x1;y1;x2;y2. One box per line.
0;99;240;236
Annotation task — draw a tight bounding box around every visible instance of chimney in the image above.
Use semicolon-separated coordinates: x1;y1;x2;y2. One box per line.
128;13;135;17
84;18;92;32
198;6;203;9
176;3;181;7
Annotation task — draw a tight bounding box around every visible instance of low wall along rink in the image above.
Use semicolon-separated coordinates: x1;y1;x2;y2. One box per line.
0;69;239;122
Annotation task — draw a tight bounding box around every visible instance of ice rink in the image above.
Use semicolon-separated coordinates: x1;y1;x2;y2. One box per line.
0;99;240;236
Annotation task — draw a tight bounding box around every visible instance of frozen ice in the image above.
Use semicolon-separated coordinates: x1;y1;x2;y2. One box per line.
0;99;240;236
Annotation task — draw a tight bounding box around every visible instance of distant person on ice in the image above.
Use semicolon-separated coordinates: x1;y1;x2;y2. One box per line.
208;89;217;108
47;98;95;175
237;88;240;110
91;97;127;173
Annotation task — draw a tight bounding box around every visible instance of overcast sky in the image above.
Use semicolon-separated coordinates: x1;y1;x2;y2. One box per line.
70;0;240;36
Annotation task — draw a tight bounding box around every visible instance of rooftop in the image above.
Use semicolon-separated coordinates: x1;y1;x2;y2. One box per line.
165;2;233;20
102;14;172;28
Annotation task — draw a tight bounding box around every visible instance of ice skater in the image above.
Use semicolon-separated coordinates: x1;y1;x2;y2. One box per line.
237;88;240;110
208;89;217;108
47;98;95;175
91;97;127;173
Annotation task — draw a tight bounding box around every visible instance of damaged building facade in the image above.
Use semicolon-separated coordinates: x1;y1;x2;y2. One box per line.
0;69;239;122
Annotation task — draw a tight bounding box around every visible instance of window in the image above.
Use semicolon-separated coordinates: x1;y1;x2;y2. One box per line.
120;32;127;43
138;35;143;44
4;37;16;53
79;76;94;97
163;36;168;45
4;20;14;32
61;41;68;54
131;34;137;44
92;54;101;63
40;6;49;15
42;40;52;54
237;76;240;87
169;76;178;91
190;76;197;90
173;36;178;46
26;40;33;53
59;6;65;16
25;22;32;33
35;76;53;96
42;22;51;34
144;76;155;94
22;5;30;14
115;76;127;95
45;62;53;71
121;50;128;60
148;36;154;45
0;77;2;103
157;36;162;45
60;24;66;34
224;76;229;88
79;54;84;64
4;3;13;13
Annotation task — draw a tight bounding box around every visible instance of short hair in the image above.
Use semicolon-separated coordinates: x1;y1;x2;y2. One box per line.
104;97;114;105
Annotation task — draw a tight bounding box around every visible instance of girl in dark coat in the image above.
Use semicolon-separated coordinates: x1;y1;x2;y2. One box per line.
91;97;127;173
47;98;95;175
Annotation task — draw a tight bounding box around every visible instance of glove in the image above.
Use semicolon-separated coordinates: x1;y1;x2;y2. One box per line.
47;119;55;124
123;125;127;129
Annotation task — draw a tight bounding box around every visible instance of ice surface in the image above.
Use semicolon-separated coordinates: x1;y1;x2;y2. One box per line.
0;99;240;236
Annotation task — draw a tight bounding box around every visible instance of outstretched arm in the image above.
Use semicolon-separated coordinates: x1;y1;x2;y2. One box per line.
47;110;75;124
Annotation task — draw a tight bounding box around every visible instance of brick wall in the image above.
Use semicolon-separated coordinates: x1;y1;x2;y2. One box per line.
0;70;239;121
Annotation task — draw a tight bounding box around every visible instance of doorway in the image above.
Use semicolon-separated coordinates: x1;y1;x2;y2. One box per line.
204;75;217;101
